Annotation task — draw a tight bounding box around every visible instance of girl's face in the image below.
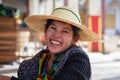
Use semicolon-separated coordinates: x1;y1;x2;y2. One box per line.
46;20;78;54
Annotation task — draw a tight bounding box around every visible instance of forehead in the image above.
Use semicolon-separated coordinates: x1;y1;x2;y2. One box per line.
51;20;72;28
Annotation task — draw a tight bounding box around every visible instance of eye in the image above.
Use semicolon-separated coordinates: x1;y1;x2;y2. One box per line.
48;25;57;32
62;29;69;33
50;26;56;30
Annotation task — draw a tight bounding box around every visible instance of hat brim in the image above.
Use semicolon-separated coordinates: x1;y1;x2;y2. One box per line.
24;15;100;41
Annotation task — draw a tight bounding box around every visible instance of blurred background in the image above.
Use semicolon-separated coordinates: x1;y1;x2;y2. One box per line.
0;0;120;80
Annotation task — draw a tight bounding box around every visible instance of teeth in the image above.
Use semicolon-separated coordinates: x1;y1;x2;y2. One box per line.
51;40;60;45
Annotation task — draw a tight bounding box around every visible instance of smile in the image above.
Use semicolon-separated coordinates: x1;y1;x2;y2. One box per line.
51;40;61;45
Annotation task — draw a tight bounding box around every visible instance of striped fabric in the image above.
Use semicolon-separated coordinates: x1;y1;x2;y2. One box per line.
14;45;91;80
52;45;91;80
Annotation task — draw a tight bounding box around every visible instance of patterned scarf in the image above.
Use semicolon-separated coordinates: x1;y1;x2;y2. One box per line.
37;53;61;80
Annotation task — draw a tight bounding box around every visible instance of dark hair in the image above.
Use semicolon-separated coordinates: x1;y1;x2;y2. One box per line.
72;25;80;37
45;19;54;32
45;19;80;37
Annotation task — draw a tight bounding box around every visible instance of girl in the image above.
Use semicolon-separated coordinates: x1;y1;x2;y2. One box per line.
0;6;100;80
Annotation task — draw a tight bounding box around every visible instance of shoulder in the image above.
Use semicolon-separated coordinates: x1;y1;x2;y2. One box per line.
65;45;89;60
17;49;46;80
64;45;91;79
19;49;47;67
54;45;91;80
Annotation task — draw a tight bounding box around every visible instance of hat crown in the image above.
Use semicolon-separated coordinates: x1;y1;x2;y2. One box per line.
51;6;82;25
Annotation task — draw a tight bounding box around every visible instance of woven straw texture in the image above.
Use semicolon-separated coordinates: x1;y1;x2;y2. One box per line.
24;6;100;41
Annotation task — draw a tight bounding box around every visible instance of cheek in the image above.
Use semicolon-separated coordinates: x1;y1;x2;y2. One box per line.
46;29;54;38
63;35;73;44
45;32;50;43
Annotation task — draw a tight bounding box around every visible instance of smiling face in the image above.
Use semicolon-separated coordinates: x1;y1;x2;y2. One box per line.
45;20;79;54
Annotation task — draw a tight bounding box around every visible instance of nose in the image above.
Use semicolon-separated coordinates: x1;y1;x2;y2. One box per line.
53;31;61;38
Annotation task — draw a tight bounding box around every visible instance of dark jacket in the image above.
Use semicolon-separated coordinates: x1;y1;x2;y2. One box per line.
12;45;91;80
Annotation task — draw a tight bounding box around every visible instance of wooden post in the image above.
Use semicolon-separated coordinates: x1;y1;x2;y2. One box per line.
0;17;17;62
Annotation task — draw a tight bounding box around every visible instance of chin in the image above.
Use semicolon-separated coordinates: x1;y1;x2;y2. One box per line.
49;49;61;54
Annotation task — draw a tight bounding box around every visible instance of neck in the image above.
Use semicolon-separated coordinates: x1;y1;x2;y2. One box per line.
46;53;55;74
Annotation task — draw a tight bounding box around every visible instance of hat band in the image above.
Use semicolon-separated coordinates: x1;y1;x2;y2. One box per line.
52;8;81;23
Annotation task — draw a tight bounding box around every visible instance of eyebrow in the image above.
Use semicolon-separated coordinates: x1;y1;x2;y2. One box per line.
51;22;72;31
63;28;72;32
50;22;56;26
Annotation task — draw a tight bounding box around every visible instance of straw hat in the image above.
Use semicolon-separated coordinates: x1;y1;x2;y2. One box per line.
24;6;100;41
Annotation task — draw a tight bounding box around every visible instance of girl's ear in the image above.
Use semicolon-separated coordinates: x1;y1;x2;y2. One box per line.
72;35;80;44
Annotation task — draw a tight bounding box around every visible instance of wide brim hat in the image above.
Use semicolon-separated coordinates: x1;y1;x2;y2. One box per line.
24;6;100;41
